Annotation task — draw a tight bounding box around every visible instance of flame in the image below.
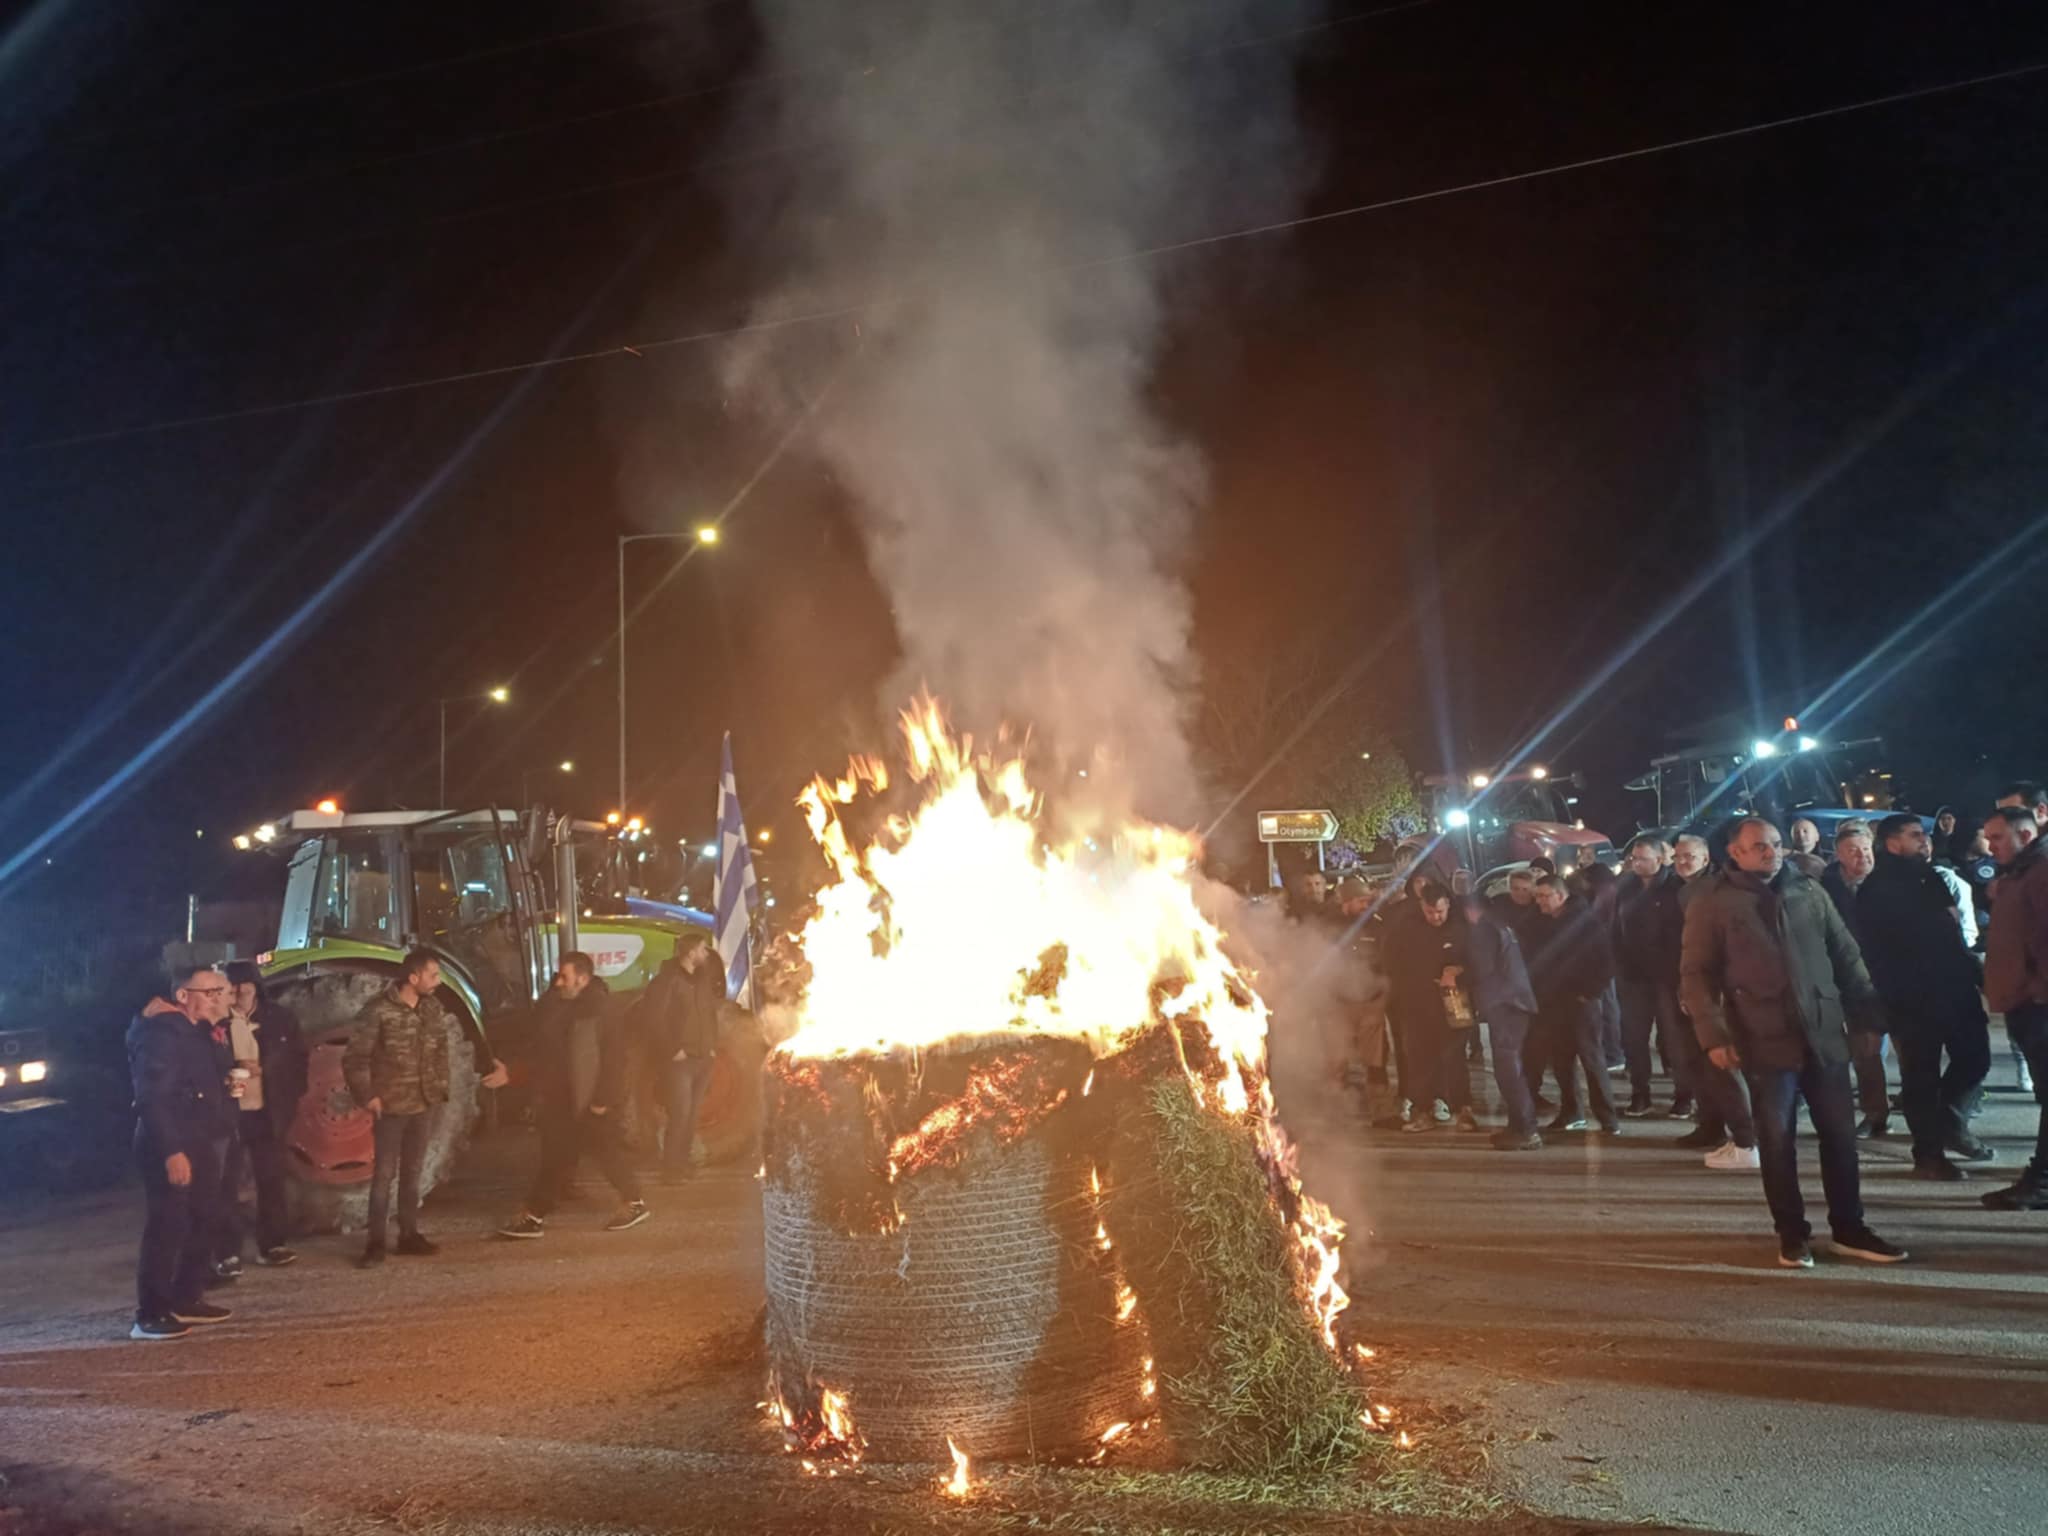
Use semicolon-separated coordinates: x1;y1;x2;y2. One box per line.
1353;1343;1376;1361
1113;1281;1137;1322
779;699;1350;1353
769;1381;865;1465
1141;1356;1157;1398
942;1437;971;1497
1099;1421;1132;1445
1397;1430;1415;1450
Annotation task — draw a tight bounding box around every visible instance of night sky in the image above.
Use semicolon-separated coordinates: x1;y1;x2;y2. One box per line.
4;0;2048;909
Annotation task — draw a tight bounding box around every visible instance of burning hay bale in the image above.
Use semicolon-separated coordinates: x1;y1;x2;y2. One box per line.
761;702;1364;1476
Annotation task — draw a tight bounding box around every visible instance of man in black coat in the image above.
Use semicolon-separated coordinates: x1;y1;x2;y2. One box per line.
1458;892;1543;1149
642;940;727;1181
1526;875;1619;1135
126;966;239;1340
1613;837;1692;1120
1856;814;1993;1179
496;952;647;1238
1380;883;1477;1132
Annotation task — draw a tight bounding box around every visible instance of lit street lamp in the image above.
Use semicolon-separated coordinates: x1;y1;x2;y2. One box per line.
616;525;719;809
439;686;511;807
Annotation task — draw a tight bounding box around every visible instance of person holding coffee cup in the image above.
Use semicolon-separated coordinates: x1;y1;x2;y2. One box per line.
216;960;308;1272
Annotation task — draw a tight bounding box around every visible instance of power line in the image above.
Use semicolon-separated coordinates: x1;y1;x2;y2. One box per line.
58;0;1451;295
17;56;2043;453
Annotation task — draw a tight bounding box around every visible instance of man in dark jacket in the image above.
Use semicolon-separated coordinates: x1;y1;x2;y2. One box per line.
497;951;649;1237
1680;817;1907;1268
1526;875;1619;1135
218;961;308;1269
1981;808;2048;1210
1820;821;1890;1137
1613;837;1692;1120
1458;892;1543;1149
643;940;726;1181
126;966;238;1340
1380;884;1477;1132
1856;815;1992;1180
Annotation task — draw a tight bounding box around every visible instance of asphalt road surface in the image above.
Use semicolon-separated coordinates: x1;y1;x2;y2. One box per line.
0;1038;2041;1536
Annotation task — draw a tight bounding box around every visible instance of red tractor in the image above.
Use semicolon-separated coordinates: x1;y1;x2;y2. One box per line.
1408;767;1616;888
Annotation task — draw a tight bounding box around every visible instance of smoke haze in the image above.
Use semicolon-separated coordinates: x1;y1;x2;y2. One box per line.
722;0;1323;820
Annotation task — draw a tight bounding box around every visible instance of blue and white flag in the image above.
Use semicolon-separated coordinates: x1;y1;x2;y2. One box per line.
715;732;761;1008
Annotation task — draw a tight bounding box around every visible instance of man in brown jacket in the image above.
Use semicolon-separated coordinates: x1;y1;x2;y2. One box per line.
1680;817;1908;1269
1981;807;2048;1210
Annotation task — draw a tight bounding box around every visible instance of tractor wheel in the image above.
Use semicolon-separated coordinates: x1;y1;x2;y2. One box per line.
694;1010;767;1167
269;970;481;1233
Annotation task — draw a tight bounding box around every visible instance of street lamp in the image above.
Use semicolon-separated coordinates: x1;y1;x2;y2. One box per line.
439;687;511;807
616;527;720;809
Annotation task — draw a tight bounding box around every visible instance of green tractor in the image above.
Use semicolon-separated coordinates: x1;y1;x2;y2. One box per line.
247;806;763;1230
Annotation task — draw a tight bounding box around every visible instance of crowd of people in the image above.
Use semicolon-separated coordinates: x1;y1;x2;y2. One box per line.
122;940;727;1341
1295;781;2048;1269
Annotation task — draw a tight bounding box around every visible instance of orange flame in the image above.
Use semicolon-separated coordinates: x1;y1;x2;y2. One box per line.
942;1437;971;1497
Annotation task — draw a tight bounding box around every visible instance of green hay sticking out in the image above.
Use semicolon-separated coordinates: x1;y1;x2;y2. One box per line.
1134;1074;1366;1476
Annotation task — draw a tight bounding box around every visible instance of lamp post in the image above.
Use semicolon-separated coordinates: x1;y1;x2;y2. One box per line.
438;686;510;807
616;526;720;811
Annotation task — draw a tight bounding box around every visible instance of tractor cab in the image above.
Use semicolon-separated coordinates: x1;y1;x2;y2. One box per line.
1413;767;1616;882
1627;728;1900;849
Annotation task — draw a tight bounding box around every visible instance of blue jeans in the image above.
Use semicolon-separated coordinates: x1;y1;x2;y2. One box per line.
663;1056;718;1173
1486;1007;1540;1136
1745;1052;1865;1241
1543;997;1617;1129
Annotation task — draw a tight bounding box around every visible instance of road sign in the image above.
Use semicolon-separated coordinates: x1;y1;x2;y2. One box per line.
1257;809;1339;844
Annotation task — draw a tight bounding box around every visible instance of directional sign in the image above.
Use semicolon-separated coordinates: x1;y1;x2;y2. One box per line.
1257;809;1339;844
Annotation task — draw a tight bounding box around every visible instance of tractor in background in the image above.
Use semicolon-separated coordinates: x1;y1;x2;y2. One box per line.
245;806;758;1230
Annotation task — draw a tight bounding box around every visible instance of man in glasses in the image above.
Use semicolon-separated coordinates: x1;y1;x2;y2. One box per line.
126;966;239;1340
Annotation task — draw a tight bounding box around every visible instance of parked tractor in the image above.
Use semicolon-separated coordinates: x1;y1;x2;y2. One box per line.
1626;725;1903;853
1408;767;1616;886
246;806;759;1230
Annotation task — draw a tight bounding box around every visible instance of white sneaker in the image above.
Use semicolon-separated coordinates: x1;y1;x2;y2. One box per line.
1704;1141;1760;1171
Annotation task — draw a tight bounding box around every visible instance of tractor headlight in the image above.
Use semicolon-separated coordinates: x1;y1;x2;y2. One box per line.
19;1061;46;1083
1445;809;1470;829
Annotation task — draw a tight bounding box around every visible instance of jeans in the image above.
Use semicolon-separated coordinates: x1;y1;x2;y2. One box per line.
663;1056;717;1173
1543;997;1617;1128
2007;1005;2048;1177
135;1132;223;1318
1620;978;1690;1106
526;1106;641;1216
1486;1007;1540;1136
1396;1003;1473;1114
1598;981;1623;1069
221;1110;292;1257
1745;1052;1865;1242
1889;1007;1991;1165
366;1110;430;1246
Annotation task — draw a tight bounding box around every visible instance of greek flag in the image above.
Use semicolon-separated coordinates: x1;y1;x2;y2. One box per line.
715;732;761;1008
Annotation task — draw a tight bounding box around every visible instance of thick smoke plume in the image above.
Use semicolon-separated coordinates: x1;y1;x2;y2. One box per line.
724;0;1321;820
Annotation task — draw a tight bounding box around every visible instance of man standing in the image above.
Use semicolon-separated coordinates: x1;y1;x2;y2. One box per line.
1856;814;1992;1180
217;961;307;1269
127;967;237;1340
1527;874;1619;1135
1822;821;1889;1138
497;952;651;1236
1458;891;1543;1150
344;951;505;1266
1680;817;1906;1268
644;940;726;1182
1381;883;1478;1133
1613;837;1691;1120
1670;835;1758;1167
1981;808;2048;1210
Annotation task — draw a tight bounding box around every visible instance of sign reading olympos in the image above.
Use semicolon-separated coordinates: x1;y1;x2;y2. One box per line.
1256;809;1339;844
